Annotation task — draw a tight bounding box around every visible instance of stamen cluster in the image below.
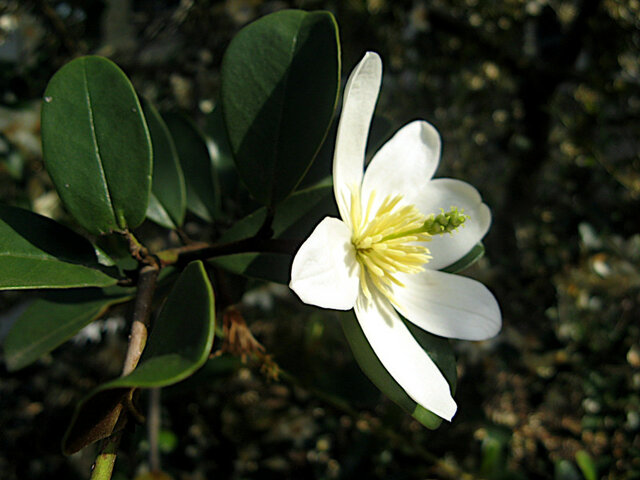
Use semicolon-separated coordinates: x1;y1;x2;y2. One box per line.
349;188;432;305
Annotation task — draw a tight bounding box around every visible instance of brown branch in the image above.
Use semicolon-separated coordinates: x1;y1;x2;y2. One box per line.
121;264;159;375
156;237;300;268
90;262;159;479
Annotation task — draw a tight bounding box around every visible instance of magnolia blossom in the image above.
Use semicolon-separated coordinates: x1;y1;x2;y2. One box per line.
289;52;501;421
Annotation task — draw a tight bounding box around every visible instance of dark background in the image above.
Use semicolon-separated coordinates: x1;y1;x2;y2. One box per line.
0;0;639;478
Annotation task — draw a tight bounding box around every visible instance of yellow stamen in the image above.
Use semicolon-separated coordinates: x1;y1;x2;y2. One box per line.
350;186;433;306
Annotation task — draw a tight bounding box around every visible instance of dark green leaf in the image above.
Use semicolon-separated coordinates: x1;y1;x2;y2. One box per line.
221;9;340;206
115;261;215;387
63;261;215;454
41;56;152;234
0;205;119;290
204;106;237;203
94;234;138;274
141;98;186;228
212;182;335;283
340;310;456;429
163;113;219;222
440;242;485;273
204;106;261;220
3;286;134;371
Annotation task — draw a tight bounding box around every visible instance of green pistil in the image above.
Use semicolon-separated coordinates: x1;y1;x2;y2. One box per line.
423;207;469;235
380;206;469;242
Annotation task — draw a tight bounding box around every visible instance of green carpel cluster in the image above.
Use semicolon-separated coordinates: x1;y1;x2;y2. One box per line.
423;207;469;236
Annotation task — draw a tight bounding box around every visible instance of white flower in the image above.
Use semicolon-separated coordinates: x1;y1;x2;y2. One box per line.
289;52;501;421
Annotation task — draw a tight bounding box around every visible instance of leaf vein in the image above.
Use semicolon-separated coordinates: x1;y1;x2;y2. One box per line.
82;60;118;232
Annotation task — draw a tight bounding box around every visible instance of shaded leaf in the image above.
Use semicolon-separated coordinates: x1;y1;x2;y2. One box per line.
205;106;237;203
41;56;152;234
163;113;219;222
4;286;134;371
440;242;485;273
141;98;186;228
63;261;215;454
94;234;138;275
204;106;262;219
211;182;335;283
221;9;340;206
0;204;119;290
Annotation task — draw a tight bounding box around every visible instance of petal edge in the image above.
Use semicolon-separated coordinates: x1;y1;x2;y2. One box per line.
333;52;382;223
393;269;502;341
354;291;457;420
290;217;360;310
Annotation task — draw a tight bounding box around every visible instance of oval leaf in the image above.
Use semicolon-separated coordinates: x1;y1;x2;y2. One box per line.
141;98;186;229
340;311;457;429
4;286;134;371
41;56;152;234
163;113;219;222
221;9;340;206
63;260;215;454
0;205;119;290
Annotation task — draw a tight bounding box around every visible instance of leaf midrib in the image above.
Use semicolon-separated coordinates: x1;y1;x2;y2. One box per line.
82;60;119;231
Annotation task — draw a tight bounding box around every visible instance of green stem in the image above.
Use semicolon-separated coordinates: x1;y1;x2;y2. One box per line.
90;431;123;480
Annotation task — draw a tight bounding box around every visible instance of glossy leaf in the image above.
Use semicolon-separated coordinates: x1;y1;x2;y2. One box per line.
141;98;186;229
0;205;119;290
440;242;485;273
41;56;152;234
221;9;340;206
63;261;215;454
3;286;134;371
163;113;219;222
340;310;456;429
211;182;335;283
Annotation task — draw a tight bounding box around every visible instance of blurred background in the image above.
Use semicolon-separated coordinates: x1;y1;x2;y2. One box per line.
0;0;639;479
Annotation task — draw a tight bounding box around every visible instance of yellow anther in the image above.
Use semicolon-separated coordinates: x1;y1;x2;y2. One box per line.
350;186;433;307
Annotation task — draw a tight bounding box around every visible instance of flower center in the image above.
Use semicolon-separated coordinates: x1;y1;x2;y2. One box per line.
348;187;470;307
349;188;432;306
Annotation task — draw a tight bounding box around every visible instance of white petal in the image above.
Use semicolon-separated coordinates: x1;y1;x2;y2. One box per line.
354;291;457;421
414;178;491;270
290;217;360;310
361;120;441;208
333;52;382;223
393;269;501;341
